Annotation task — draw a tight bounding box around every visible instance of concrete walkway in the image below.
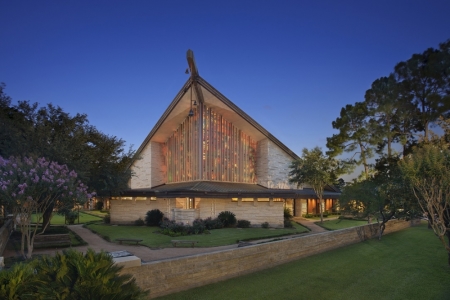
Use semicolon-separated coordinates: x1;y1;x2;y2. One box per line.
4;218;330;262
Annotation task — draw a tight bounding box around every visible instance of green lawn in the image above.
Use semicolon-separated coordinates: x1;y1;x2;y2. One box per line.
82;210;109;218
315;218;369;230
31;211;103;225
85;222;309;248
155;223;450;300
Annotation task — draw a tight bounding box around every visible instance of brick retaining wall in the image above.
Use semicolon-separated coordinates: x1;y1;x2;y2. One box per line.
123;219;419;298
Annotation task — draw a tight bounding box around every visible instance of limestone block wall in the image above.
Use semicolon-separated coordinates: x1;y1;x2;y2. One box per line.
110;198;283;227
110;198;176;224
256;139;296;189
256;139;269;186
130;141;165;189
172;209;199;224
122;219;420;298
197;198;284;228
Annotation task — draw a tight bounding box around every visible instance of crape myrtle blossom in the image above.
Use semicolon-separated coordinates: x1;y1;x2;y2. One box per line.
0;156;94;205
0;156;95;259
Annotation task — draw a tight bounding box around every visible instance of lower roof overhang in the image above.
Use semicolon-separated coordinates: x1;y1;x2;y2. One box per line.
120;181;341;199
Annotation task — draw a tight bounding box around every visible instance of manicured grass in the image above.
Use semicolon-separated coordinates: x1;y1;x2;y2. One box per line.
155;223;450;300
31;212;103;225
85;222;309;248
83;210;109;218
315;218;369;230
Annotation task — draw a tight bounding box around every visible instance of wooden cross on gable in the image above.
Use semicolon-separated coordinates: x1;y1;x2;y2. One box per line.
186;49;204;104
187;49;199;77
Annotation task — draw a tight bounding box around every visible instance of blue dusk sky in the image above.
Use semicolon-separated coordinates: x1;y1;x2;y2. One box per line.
1;1;449;179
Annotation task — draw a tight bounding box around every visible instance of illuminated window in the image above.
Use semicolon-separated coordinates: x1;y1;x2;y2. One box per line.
231;198;238;202
165;103;256;183
186;197;195;209
150;197;157;201
241;198;254;202
258;198;270;202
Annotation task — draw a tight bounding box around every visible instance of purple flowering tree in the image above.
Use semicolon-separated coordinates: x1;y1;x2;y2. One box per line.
0;156;93;259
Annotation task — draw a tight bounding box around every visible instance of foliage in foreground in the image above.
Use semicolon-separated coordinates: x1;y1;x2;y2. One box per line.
0;249;148;300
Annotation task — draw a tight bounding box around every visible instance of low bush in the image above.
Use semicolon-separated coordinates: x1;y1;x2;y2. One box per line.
145;209;164;226
237;220;251;228
65;211;78;225
284;219;293;228
284;207;293;219
103;213;110;224
204;217;223;230
218;211;237;227
261;222;269;228
159;218;219;236
134;218;145;226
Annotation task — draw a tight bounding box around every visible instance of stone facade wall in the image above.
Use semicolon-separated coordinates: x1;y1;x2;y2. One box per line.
123;219;420;298
110;198;176;224
111;198;284;227
256;139;296;189
130;142;165;189
256;139;269;187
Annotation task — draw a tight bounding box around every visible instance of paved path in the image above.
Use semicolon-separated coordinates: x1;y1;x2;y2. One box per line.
4;218;331;262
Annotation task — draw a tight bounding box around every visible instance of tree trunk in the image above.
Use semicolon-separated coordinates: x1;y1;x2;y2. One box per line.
359;142;369;179
319;198;324;223
42;203;54;231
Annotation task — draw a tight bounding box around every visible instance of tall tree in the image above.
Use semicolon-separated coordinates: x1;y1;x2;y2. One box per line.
326;102;373;179
0;86;135;225
365;74;417;157
289;147;345;223
394;40;450;141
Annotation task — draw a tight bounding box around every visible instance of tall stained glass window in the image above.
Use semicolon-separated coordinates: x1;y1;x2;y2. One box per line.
165;103;256;183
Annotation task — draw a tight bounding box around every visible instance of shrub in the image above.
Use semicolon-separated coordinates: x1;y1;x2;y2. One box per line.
95;201;104;210
192;218;206;234
145;209;164;226
261;222;269;228
217;211;237;227
204;217;223;230
237;220;251;228
0;249;148;299
103;213;111;224
134;218;145;226
65;211;78;225
284;207;293;219
284;218;293;228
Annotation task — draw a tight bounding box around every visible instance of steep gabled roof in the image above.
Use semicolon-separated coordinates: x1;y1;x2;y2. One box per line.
133;74;299;161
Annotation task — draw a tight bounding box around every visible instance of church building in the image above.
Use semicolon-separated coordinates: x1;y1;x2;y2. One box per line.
110;50;340;227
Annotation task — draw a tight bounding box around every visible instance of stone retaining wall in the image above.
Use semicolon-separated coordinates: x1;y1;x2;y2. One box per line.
122;219;419;298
